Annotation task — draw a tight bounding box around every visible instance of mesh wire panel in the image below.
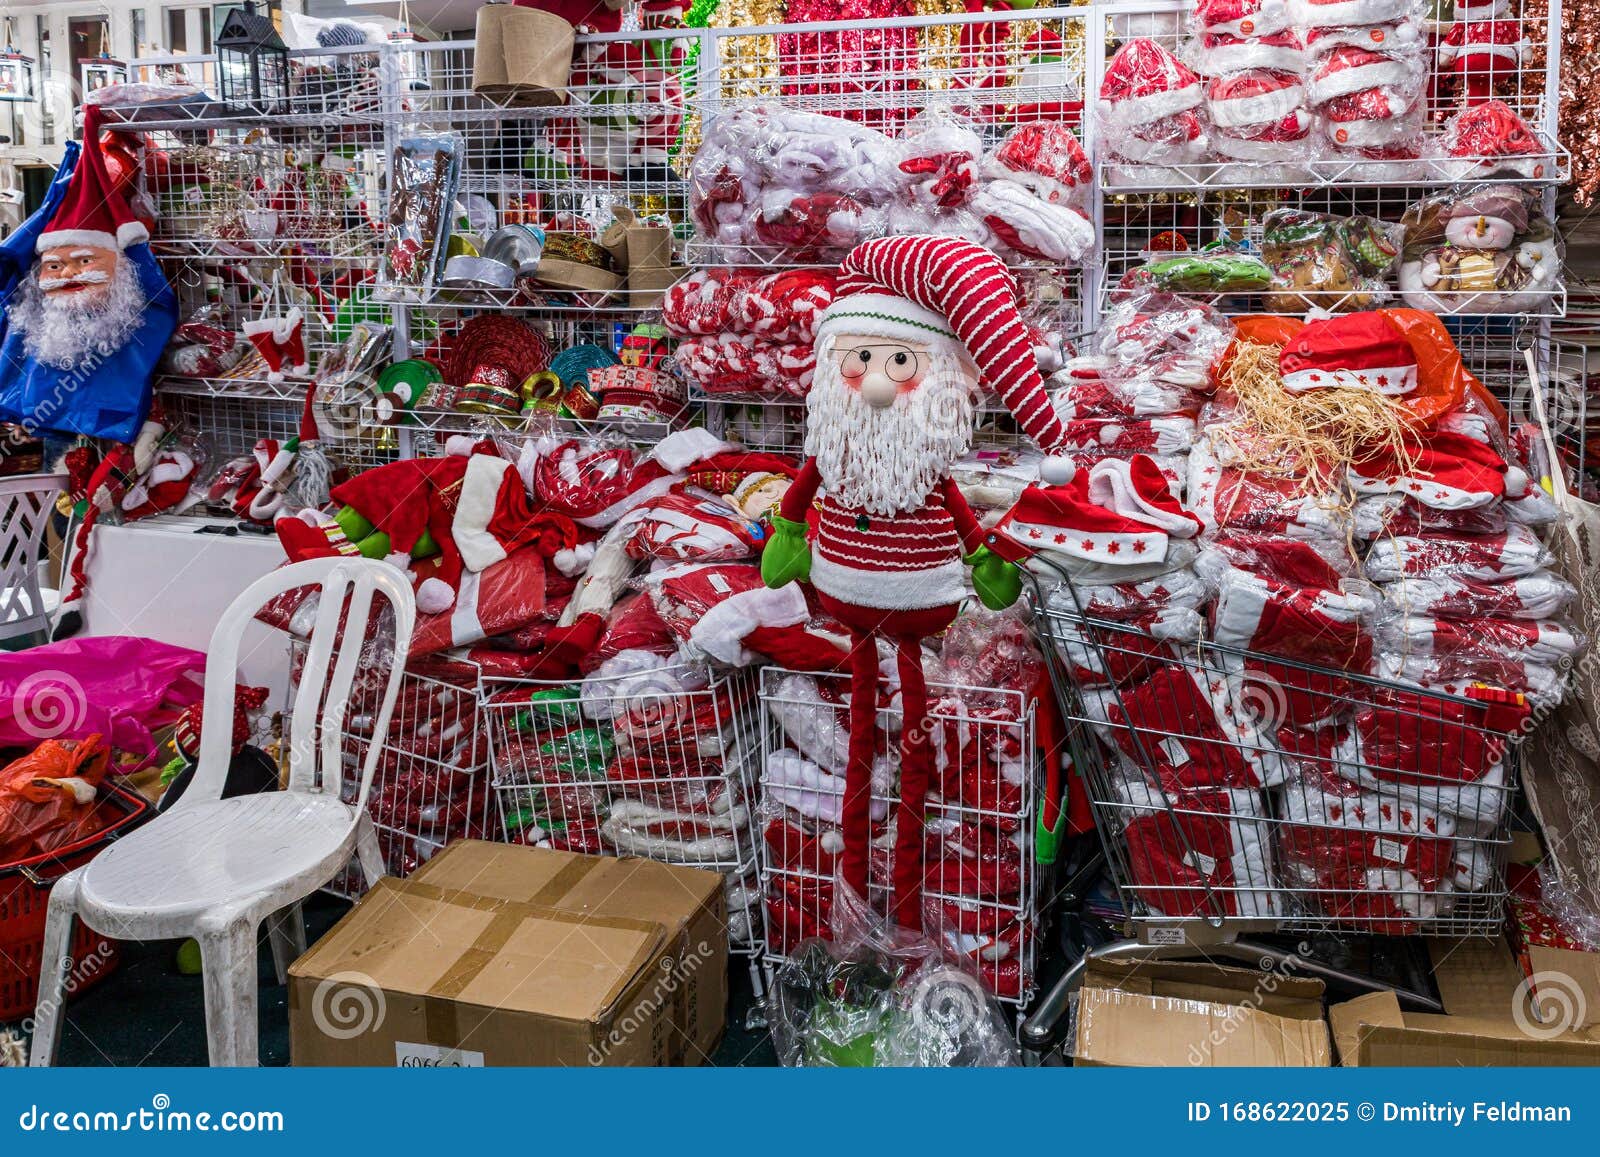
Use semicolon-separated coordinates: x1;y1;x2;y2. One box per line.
756;667;1043;1007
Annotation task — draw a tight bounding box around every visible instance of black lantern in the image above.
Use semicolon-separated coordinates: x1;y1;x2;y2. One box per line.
214;1;289;115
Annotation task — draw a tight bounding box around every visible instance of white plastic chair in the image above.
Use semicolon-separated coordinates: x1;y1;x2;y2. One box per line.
29;557;416;1067
0;473;67;644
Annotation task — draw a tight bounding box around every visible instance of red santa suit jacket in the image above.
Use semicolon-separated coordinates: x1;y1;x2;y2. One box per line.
778;458;985;612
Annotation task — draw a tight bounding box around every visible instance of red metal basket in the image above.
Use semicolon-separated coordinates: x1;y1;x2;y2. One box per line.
0;784;152;1022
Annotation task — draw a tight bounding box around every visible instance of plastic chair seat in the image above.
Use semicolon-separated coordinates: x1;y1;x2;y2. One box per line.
77;794;358;923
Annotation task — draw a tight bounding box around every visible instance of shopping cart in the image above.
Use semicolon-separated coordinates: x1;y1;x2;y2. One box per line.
479;663;768;991
998;538;1534;1059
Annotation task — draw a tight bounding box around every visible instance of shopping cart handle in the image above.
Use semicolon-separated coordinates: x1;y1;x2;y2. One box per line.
982;529;1032;566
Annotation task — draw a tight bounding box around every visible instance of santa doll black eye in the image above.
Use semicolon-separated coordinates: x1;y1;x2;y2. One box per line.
857;350;871;364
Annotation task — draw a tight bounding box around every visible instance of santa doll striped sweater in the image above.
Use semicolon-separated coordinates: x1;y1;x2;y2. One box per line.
777;457;987;611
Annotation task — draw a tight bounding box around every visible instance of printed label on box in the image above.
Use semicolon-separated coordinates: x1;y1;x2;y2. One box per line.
395;1042;485;1068
1183;849;1218;877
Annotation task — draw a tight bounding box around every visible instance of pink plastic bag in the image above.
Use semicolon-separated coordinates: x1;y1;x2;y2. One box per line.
0;636;206;759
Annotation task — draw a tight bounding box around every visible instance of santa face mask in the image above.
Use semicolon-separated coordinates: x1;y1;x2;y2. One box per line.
806;330;978;514
13;242;146;371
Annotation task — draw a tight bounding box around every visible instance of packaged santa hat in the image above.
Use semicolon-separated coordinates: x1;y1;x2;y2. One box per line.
1435;99;1548;180
1189;28;1308;75
1206;69;1308;130
1096;39;1209;175
972;121;1096;264
1192;0;1292;38
1290;0;1420;32
1305;43;1422;105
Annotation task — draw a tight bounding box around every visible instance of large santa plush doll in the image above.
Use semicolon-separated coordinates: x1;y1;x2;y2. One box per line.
762;234;1067;931
0;104;177;443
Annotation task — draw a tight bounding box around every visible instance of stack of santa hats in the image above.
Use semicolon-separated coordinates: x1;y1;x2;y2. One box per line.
1296;0;1426;176
1094;38;1208;183
1188;0;1314;176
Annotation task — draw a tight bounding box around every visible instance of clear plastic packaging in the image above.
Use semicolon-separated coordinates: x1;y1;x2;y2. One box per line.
1434;99;1550;181
689;101;1094;267
1188;28;1308;75
1260;208;1402;312
1377;571;1578;622
1192;0;1294;38
1096;38;1209;174
1096;288;1235;387
1362;524;1553;582
1396;183;1562;314
1120;242;1275;294
767;880;1020;1067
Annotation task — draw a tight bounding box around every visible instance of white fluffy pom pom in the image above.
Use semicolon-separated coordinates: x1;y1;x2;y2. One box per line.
415;577;455;615
1040;456;1076;486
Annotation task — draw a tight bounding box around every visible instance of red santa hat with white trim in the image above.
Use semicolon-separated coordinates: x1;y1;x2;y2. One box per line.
992;454;1203;565
35;105;149;255
1279;313;1419;396
813;234;1067;449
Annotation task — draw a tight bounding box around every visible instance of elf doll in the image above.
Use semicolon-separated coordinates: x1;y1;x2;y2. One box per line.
762;235;1067;931
0;105;177;443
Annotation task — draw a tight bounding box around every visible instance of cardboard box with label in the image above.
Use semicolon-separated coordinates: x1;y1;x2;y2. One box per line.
1329;938;1600;1065
1071;960;1332;1067
289;843;727;1067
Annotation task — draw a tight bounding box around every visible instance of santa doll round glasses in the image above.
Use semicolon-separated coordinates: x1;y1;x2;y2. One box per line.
831;342;926;384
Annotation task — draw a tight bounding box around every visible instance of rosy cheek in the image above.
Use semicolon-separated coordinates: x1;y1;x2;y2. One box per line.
897;371;925;394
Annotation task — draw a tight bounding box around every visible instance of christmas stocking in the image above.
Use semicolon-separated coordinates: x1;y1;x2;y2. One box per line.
242;308;308;383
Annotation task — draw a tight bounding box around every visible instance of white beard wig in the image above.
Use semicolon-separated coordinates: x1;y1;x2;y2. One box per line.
806;332;978;515
10;254;148;371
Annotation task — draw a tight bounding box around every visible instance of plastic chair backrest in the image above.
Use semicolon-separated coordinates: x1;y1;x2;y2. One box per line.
0;474;66;643
182;557;416;811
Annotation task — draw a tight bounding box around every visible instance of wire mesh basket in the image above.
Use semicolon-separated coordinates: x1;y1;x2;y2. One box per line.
283;641;492;898
1025;565;1526;941
481;664;766;962
756;666;1044;1006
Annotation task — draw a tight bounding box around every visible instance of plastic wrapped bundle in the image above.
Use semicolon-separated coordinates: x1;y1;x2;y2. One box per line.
1095;38;1208;183
1396;184;1562;315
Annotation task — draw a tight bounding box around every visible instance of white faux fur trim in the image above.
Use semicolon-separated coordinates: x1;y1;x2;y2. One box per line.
1003;520;1169;564
1088;458;1201;537
1209;82;1304;128
36;228;118;254
576;472;678;529
1323;114;1410;147
690;582;809;665
454;454;513;573
1211;132;1310;161
1283;363;1418;395
1291;0;1413;26
649;426;736;473
240;307;305;343
553;542;597;577
1096;82;1203;127
815;292;968;364
1440;42;1522;66
1192;44;1305;74
1308;57;1413;104
809;553;966;611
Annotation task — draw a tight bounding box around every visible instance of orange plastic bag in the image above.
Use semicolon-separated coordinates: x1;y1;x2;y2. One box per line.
1217;310;1492;431
0;735;114;863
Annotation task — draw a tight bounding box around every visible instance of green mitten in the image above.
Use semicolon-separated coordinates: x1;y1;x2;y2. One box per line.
332;505;374;542
761;513;812;588
967;546;1021;610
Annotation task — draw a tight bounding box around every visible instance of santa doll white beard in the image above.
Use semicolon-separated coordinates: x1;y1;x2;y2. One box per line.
805;342;977;515
11;257;147;371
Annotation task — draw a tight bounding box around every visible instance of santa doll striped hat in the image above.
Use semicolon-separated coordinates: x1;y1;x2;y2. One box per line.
35;105;149;254
813;234;1067;449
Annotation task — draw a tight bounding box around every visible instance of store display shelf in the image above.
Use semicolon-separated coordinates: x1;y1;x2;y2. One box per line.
155;375;308;402
394;404;681;447
1100;139;1571;194
377;285;665;316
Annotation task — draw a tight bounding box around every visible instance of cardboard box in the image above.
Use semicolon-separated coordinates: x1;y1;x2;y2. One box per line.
408;841;727;1063
289;846;727;1067
627;265;689;309
600;204;673;273
1072;960;1331;1067
1508;866;1600;1030
1329;938;1600;1065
